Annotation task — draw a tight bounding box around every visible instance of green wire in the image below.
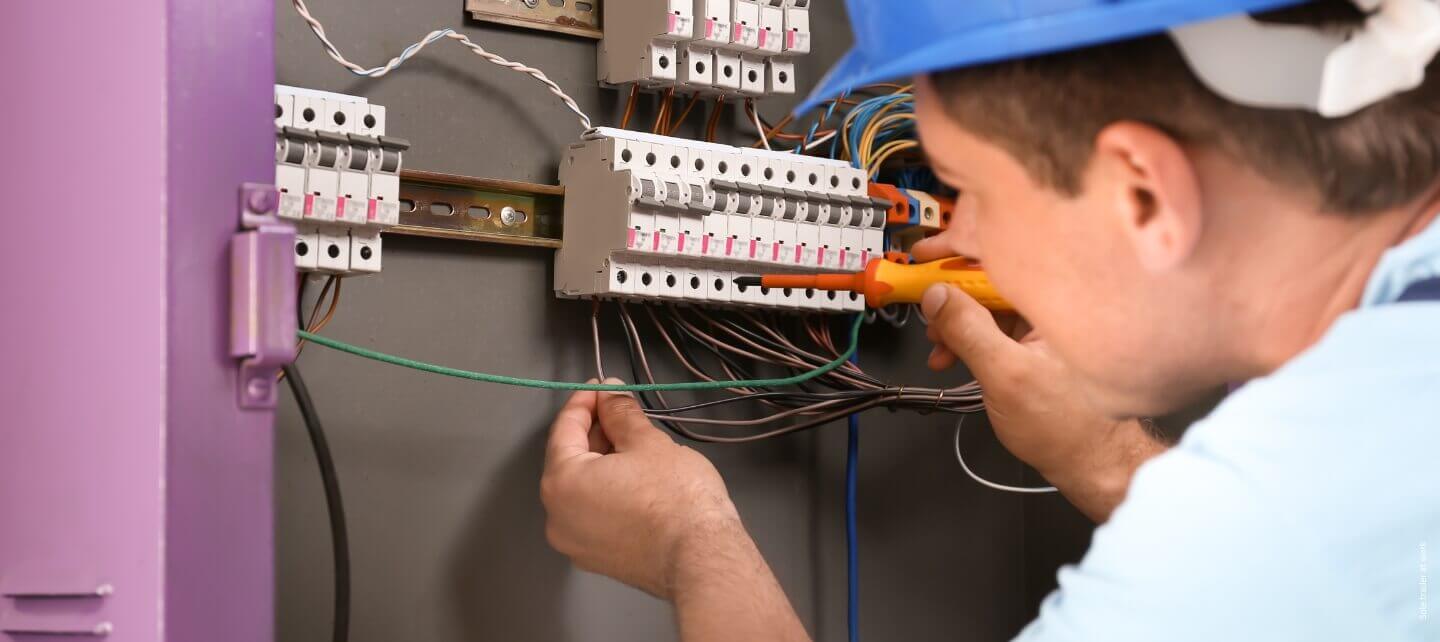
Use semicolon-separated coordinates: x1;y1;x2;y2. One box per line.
296;313;863;392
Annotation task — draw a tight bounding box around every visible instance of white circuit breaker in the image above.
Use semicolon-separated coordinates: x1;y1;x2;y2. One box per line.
598;0;812;97
553;127;887;312
273;85;408;275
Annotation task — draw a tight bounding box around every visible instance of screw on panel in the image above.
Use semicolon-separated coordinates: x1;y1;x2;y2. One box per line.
246;187;279;215
246;377;271;403
500;206;528;226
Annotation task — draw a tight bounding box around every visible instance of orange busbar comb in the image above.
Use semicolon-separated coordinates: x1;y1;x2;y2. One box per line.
734;258;1013;311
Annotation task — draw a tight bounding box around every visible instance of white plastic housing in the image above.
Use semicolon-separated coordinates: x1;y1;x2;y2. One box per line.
275;85;399;276
600;0;809;96
554;128;883;313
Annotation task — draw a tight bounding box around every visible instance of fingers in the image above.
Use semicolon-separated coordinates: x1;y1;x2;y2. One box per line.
546;386;601;467
920;284;1024;382
927;344;958;371
595;378;669;451
909;235;954;263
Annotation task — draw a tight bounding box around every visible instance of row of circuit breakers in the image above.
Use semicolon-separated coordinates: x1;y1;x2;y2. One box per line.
271;91;890;311
273;85;406;275
601;0;811;96
554;128;888;312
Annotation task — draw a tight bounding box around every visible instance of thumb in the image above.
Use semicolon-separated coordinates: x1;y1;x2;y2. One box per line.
921;284;1024;382
595;378;668;451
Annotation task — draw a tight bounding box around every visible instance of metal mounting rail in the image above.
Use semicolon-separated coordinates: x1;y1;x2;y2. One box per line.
394;170;564;250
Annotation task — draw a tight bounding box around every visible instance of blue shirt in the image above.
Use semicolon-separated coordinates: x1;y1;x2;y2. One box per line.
1019;218;1440;642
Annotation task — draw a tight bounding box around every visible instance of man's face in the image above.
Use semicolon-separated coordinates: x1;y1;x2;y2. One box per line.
912;79;1207;418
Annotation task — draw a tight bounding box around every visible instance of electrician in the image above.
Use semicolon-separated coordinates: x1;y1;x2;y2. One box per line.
540;0;1440;639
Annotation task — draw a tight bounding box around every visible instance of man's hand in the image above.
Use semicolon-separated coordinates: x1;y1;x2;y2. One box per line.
914;252;1167;520
540;381;810;641
541;381;740;597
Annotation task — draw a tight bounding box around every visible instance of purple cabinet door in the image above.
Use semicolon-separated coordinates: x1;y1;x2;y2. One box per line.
0;2;278;641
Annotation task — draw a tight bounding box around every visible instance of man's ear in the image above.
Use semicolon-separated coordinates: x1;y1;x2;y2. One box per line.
1089;122;1203;272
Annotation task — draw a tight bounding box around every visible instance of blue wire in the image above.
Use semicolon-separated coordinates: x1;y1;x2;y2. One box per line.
845;344;861;642
799;87;851;155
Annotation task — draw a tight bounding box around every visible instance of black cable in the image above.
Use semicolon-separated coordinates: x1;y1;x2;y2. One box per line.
298;276;310;329
668;311;763;381
282;363;350;642
616;307;688;438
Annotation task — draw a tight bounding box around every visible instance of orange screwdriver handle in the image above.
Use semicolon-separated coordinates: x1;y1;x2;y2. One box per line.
864;258;1013;311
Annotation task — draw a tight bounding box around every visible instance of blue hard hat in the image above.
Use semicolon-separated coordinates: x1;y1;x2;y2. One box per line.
796;0;1313;115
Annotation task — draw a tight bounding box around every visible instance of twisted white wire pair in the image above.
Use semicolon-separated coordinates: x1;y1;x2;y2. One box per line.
291;0;594;132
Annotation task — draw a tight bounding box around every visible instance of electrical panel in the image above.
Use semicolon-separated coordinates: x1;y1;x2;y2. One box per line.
554;127;886;312
598;0;811;96
273;85;409;275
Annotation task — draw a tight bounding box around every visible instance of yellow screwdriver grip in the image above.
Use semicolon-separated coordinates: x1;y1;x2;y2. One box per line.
865;258;1013;312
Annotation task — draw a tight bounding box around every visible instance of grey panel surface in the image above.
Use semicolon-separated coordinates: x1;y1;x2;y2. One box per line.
275;1;1059;639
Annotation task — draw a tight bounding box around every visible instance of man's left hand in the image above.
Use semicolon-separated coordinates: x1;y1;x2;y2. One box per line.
540;380;742;599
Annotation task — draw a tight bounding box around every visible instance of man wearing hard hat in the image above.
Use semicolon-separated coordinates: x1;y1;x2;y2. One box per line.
540;0;1440;639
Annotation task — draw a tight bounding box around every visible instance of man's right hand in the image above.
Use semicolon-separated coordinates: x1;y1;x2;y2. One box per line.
918;280;1168;522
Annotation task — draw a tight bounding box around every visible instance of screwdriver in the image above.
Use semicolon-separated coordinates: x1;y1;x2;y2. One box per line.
733;258;1013;311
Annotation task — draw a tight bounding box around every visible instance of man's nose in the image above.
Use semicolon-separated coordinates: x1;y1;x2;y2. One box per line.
941;193;981;260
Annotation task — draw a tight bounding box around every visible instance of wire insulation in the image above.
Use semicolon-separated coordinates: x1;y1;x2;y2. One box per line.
290;0;593;131
282;363;351;642
298;314;864;392
845;352;861;642
953;416;1058;494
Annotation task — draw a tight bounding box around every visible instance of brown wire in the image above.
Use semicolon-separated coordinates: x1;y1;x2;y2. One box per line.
619;84;639;130
666;93;702;135
652;87;675;134
704;96;726;142
308;277;343;335
618;303;668;407
281;275;342;381
295;276;342;357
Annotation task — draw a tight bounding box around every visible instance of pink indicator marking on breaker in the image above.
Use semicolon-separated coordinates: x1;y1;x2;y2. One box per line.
653;233;661;252
758;30;767;47
794;246;804;263
772;244;781;261
334;196;346;218
677;233;686;253
726;237;735;255
748;240;757;259
839;249;848;265
705;19;715;38
734;24;745;41
817;247;826;265
861;250;870;264
627;228;637;248
303;194;315;217
787;31;796;48
702;235;711;253
367;199;378;221
668;13;678;33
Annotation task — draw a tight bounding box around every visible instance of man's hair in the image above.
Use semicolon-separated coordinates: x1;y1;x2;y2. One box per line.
931;1;1440;214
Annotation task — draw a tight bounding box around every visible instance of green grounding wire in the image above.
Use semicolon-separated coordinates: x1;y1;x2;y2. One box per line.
296;313;863;392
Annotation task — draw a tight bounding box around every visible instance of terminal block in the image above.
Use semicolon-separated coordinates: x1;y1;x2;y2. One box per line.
554;127;886;312
273;86;408;276
870;182;956;254
598;0;811;97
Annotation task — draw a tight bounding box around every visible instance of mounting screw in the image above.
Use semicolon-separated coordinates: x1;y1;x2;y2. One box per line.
500;206;527;226
246;376;270;401
246;188;279;214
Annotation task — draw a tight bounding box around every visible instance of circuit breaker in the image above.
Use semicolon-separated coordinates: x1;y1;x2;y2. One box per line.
273;86;408;275
598;0;812;96
554;127;886;312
